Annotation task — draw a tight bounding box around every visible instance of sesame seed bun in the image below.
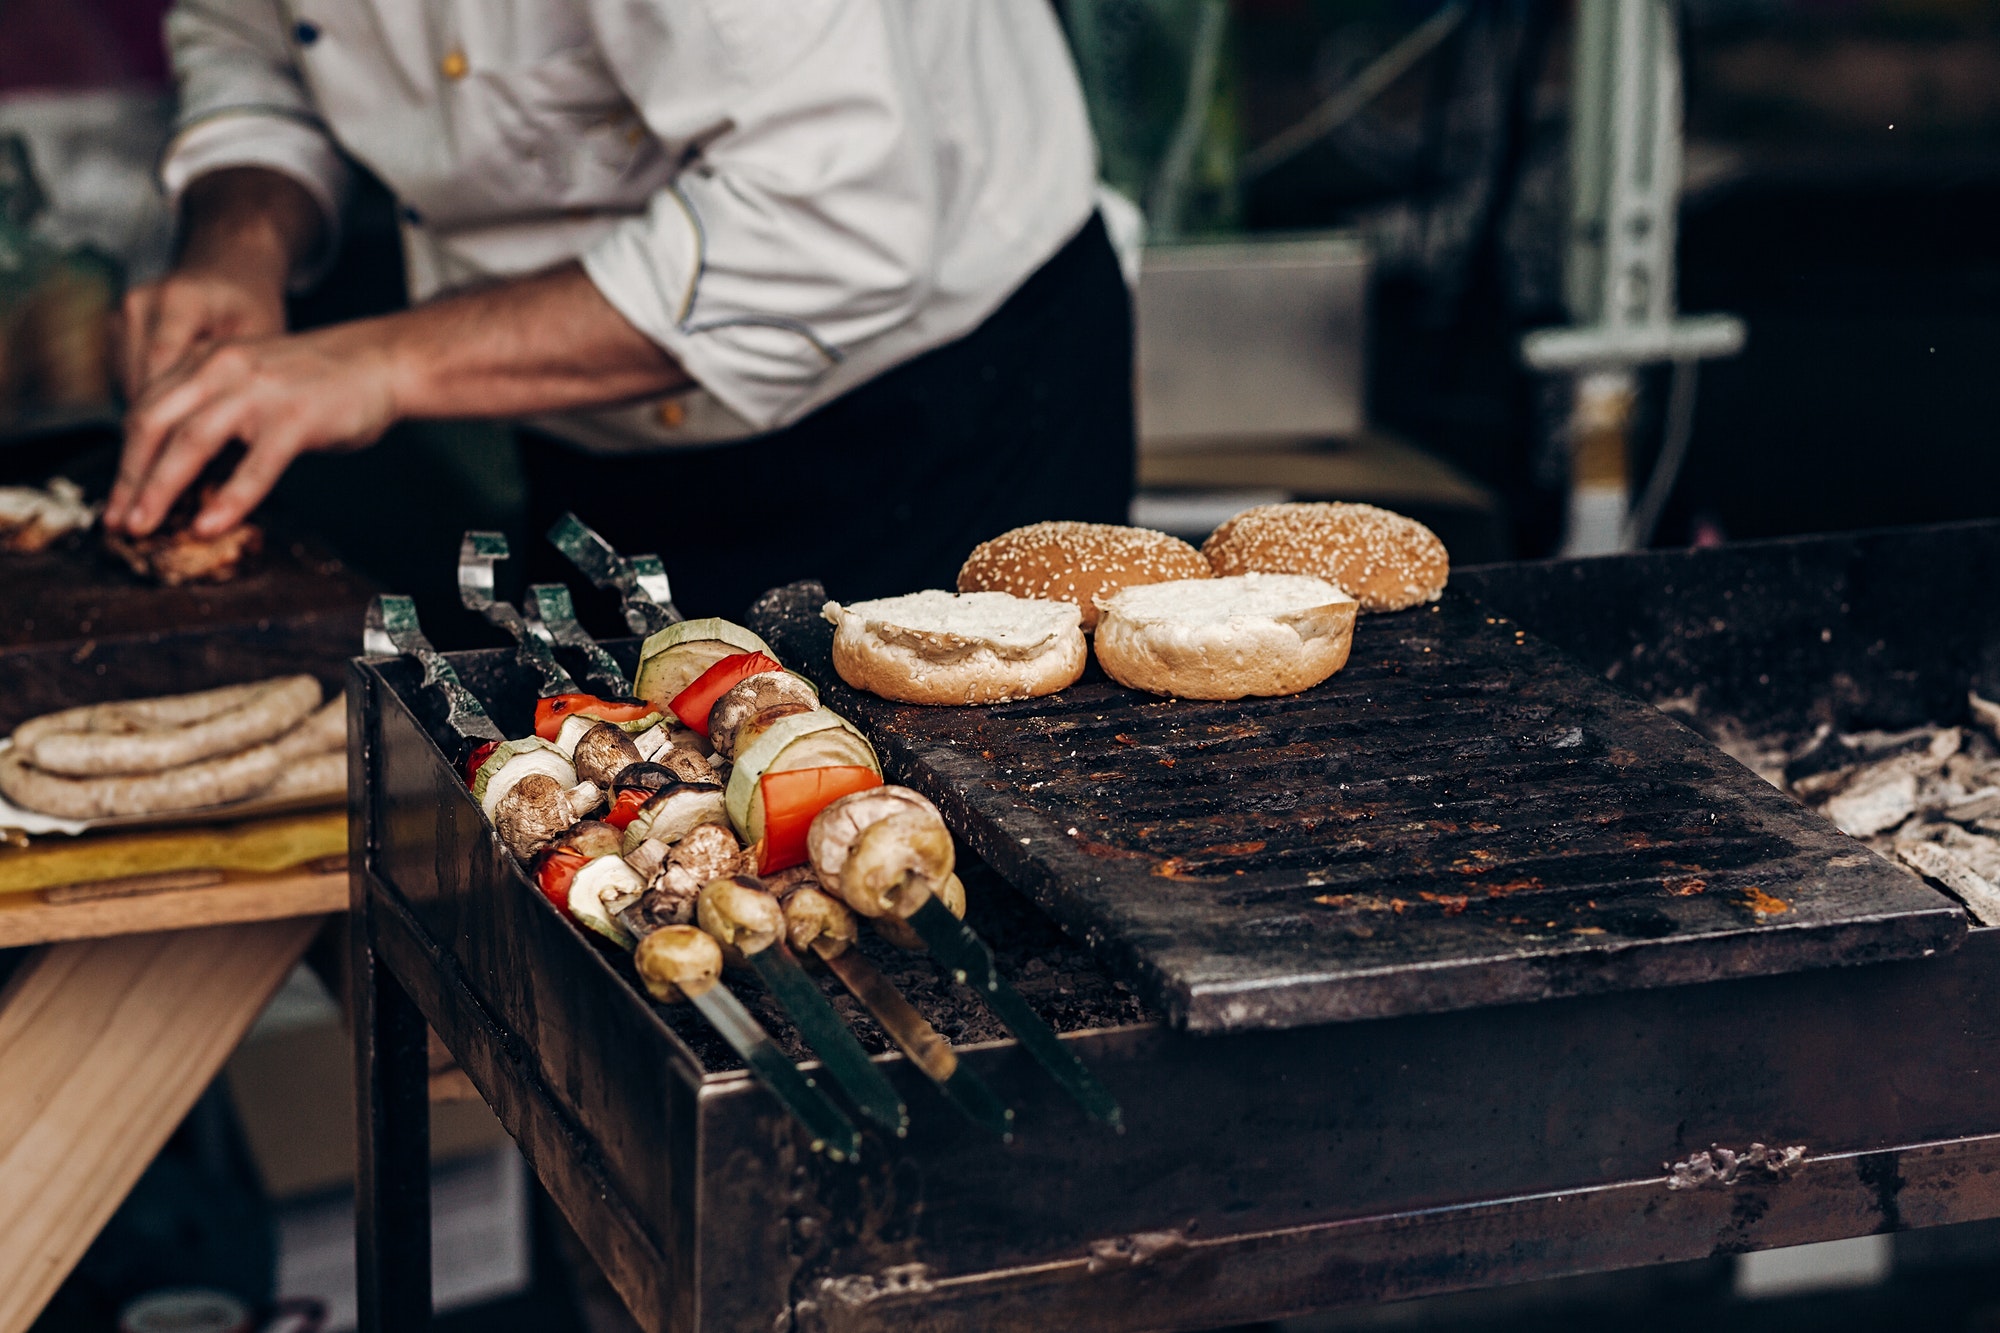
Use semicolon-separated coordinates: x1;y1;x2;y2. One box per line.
1093;574;1357;700
1202;502;1449;613
957;521;1211;630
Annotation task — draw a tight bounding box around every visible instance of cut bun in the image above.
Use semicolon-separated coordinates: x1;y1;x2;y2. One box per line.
1202;502;1448;613
957;521;1211;630
1093;573;1357;700
823;590;1086;706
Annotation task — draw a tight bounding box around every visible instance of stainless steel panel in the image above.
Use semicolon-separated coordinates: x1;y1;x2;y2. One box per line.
1136;234;1370;447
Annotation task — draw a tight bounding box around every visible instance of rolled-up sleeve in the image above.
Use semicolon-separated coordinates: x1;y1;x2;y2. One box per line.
580;0;939;431
160;0;352;287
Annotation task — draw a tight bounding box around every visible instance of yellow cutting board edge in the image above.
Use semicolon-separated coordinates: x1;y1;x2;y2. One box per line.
0;811;349;896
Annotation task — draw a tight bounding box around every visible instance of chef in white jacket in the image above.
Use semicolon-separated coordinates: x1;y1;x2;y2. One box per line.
106;1;1136;615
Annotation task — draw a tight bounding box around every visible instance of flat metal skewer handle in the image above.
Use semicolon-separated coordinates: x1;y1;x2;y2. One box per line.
458;532;578;696
546;512;682;633
688;982;861;1161
363;595;502;744
908;897;1124;1131
525;583;629;696
822;947;1014;1139
748;944;910;1138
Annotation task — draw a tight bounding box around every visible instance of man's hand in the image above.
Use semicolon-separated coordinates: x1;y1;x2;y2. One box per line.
112;325;400;537
106;168;323;532
115;261;287;404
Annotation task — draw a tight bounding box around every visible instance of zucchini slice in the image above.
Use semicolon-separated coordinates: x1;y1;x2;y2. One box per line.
725;710;882;845
632;619;775;710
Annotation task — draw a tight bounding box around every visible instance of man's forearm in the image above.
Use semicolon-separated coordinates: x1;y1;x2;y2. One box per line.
338;263;690;421
177;167;324;286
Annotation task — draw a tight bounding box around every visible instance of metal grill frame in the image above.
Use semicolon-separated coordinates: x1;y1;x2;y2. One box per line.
351;520;2000;1333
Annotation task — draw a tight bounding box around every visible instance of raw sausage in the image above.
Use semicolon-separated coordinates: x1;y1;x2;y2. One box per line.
25;676;321;776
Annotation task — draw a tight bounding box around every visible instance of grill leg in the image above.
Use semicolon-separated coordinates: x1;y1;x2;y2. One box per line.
353;899;432;1331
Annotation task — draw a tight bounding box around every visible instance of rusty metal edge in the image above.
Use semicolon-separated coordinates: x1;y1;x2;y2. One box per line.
363;869;694;1332
795;1132;2000;1333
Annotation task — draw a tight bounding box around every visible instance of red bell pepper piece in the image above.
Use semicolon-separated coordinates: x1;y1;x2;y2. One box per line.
755;765;882;874
534;693;659;741
533;847;590;917
464;740;500;788
605;787;650;831
669;652;786;737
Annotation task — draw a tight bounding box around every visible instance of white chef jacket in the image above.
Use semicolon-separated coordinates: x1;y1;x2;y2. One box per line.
159;1;1100;449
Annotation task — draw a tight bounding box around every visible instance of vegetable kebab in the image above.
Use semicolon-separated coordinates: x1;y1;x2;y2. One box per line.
467;611;913;1129
467;603;1036;1134
369;593;860;1159
475;517;1120;1134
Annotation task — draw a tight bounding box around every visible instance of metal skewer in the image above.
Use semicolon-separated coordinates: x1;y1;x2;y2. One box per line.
903;897;1124;1131
819;946;1015;1139
525;583;630;696
635;925;861;1161
688;979;863;1161
779;882;1014;1138
363;595;502;747
699;877;909;1137
458;531;578;697
747;944;909;1137
545;512;682;632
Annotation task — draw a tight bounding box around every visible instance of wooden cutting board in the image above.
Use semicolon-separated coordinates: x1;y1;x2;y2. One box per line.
0;812;348;946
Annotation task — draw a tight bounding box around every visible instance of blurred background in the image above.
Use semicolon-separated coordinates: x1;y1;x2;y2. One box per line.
4;0;2000;1328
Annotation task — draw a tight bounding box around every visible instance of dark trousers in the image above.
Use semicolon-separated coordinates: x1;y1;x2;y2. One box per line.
525;213;1135;621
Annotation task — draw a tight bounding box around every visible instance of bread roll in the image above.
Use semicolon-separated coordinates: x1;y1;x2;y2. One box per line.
823;590;1086;705
1202;502;1448;613
1093;574;1356;700
957;521;1211;630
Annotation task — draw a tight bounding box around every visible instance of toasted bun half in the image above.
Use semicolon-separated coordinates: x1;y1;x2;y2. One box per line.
1202;502;1448;612
1093;574;1357;700
823;590;1087;706
957;521;1211;630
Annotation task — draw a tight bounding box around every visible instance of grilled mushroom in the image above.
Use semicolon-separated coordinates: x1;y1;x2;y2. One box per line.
874;870;966;951
634;924;723;1003
495;774;604;859
670;822;745;884
618;877;701;936
780;884;858;960
708;673;819;760
806;786;953;918
552;819;624;860
612;762;677;799
644;866;706;929
569;854;645;946
570;721;643;788
696;874;785;967
619;780;728;854
658;746;722;786
762;863;824;900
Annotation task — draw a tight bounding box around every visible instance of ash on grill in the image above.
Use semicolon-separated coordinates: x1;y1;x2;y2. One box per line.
1715;692;2000;924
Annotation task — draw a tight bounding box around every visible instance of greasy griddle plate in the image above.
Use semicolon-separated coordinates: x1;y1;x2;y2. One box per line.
752;585;1965;1033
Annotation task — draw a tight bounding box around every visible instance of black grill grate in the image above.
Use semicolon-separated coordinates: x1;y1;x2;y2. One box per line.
752;586;1962;1032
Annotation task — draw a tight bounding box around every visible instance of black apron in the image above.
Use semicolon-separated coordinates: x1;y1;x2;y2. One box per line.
523;213;1135;621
